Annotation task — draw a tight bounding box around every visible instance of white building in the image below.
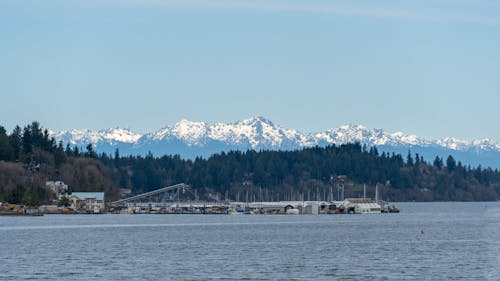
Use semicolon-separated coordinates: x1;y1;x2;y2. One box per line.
343;198;381;214
46;181;68;196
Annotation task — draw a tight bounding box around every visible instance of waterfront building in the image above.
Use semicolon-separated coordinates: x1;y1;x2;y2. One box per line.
343;198;382;214
45;181;68;196
70;192;105;213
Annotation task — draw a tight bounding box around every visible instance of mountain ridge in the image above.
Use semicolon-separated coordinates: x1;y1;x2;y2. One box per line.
50;116;500;168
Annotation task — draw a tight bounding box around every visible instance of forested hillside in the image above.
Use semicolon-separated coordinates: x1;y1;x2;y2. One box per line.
0;122;499;204
0;122;119;205
104;144;500;201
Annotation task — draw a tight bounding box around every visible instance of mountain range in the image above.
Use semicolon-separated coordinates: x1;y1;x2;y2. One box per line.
50;116;500;168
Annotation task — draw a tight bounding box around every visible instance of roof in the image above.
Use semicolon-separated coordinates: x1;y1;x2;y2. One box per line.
70;192;105;201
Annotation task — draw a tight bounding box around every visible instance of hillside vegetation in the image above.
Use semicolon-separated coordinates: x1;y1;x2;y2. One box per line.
0;122;119;205
0;122;499;205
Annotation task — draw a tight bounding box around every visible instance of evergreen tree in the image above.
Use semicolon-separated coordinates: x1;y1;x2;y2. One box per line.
433;156;443;170
58;196;71;207
9;125;22;160
72;146;80;156
415;153;421;166
0;126;14;161
85;144;97;158
446;155;456;171
114;148;120;167
54;141;67;167
22;124;33;157
65;143;73;156
406;150;414;166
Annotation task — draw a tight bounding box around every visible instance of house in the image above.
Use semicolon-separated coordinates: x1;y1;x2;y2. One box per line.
70;192;105;213
46;181;68;196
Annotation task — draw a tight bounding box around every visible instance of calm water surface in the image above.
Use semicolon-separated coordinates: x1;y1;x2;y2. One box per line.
1;202;500;280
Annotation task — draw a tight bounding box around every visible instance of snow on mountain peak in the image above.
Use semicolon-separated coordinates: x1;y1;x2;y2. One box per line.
100;127;142;143
172;119;208;144
239;116;275;127
138;116;307;149
436;137;471;150
209;116;304;148
470;139;496;151
51;129;101;145
50;117;500;156
313;125;430;147
51;127;142;145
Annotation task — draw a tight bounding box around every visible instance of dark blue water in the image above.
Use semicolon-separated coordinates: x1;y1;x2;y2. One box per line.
1;202;499;280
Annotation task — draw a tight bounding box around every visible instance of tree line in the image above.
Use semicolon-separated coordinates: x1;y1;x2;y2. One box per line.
102;143;499;201
0;122;499;205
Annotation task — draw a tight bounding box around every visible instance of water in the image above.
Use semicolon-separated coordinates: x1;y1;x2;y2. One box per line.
1;202;500;280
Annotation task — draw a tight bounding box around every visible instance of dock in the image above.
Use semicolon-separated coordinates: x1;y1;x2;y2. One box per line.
108;183;399;215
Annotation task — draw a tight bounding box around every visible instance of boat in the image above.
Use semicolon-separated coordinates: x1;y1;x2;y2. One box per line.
227;207;246;215
388;205;400;213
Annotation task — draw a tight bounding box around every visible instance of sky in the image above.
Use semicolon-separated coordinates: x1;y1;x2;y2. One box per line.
1;0;499;140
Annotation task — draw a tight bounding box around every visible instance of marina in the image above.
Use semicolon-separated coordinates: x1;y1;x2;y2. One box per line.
108;183;399;215
108;199;399;215
1;183;399;216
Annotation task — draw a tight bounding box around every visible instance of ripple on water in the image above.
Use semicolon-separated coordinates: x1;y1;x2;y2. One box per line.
1;202;500;280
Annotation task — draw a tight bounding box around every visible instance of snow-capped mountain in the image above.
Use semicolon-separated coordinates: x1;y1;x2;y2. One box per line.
313;125;432;147
52;127;141;146
50;116;500;168
140;116;309;148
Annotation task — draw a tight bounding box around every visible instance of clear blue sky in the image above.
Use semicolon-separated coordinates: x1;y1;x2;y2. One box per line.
1;0;499;140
